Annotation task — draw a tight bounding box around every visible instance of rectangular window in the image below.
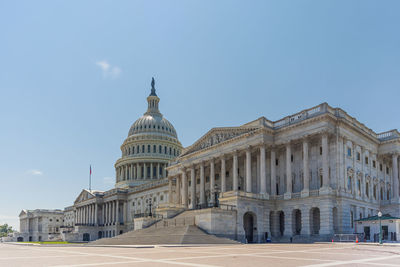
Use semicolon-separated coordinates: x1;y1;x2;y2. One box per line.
380;164;383;171
386;167;389;174
275;159;279;166
373;160;376;168
365;157;369;165
356;152;361;161
347;148;352;157
291;155;294;162
320;147;322;155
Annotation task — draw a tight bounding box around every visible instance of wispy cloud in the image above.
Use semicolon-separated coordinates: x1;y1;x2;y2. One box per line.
103;177;114;184
96;60;121;79
26;169;43;176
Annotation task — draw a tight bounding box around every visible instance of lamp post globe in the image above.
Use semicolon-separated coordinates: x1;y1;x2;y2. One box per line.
378;211;382;244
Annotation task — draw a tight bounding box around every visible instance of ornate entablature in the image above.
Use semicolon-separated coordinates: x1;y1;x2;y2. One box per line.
182;127;258;156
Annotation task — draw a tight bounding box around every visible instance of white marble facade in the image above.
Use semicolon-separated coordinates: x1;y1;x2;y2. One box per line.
165;103;400;242
20;81;399;243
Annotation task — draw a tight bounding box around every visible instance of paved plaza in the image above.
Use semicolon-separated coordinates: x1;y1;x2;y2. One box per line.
1;243;400;267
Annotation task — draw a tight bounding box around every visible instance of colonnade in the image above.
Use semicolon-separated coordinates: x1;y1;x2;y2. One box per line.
169;134;331;208
116;162;167;182
75;200;126;226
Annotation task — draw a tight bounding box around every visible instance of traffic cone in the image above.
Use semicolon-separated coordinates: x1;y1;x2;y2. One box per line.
356;236;359;243
331;239;334;243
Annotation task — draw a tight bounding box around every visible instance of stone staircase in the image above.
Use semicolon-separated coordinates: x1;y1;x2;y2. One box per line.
90;209;239;245
89;225;239;245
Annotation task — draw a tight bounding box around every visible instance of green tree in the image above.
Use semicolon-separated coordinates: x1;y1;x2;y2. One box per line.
0;224;14;237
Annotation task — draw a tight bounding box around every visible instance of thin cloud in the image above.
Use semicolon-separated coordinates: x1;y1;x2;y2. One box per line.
96;60;121;79
26;169;43;176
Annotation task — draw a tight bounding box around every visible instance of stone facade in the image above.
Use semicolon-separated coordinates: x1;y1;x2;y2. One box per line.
17;209;64;242
165;103;400;243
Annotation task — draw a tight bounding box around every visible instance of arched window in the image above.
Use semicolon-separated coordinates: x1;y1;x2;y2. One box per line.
137;145;139;153
169;147;172;155
164;146;167;154
147;145;150;153
132;146;135;154
366;182;369;197
159;145;162;153
142;145;145;153
173;148;176;156
153;145;156;153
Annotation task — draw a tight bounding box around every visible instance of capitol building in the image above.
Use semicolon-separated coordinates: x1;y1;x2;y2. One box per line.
15;79;400;243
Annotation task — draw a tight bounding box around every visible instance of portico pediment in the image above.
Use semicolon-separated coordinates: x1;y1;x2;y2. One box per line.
181;127;259;156
74;189;95;204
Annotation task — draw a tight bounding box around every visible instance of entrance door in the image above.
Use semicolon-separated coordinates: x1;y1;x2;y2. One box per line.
243;212;254;243
83;233;90;242
382;226;388;240
364;226;370;240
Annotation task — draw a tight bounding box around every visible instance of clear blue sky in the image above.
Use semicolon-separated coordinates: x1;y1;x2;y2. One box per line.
1;0;399;230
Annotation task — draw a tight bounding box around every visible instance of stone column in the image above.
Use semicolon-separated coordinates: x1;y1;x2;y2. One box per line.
157;163;160;179
285;143;292;199
116;201;119;225
109;202;112;224
144;163;147;179
302;140;310;197
393;154;399;200
89;205;92;225
168;178;173;204
221;156;226;193
182;170;188;208
123;202;127;225
163;164;167;178
125;166;127;181
176;176;181;205
233;152;239;191
200;162;206;206
271;149;276;196
104;203;108;225
150;162;153;179
322;134;330;189
260;146;267;194
190;167;196;209
138;163;142;179
246;148;252;193
210;159;215;204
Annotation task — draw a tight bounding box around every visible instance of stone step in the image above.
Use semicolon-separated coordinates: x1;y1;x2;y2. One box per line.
89;225;239;245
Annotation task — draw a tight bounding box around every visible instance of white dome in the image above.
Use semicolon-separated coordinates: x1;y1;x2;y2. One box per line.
128;114;177;138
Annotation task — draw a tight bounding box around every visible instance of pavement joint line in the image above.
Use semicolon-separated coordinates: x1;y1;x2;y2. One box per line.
299;254;400;267
360;262;400;266
49;260;149;267
0;255;90;260
25;246;220;267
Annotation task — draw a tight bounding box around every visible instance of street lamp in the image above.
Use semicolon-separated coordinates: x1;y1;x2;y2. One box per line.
378;211;382;244
214;185;220;208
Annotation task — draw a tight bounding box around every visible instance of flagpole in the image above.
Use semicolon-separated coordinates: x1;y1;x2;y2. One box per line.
89;165;92;191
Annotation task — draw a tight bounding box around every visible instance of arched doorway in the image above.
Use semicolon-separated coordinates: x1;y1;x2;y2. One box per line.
293;209;301;235
17;237;23;242
98;231;103;239
279;211;285;236
310;208;320;235
83;233;90;242
243;212;255;243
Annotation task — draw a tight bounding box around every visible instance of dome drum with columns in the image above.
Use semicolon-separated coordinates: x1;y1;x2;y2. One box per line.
115;78;182;188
